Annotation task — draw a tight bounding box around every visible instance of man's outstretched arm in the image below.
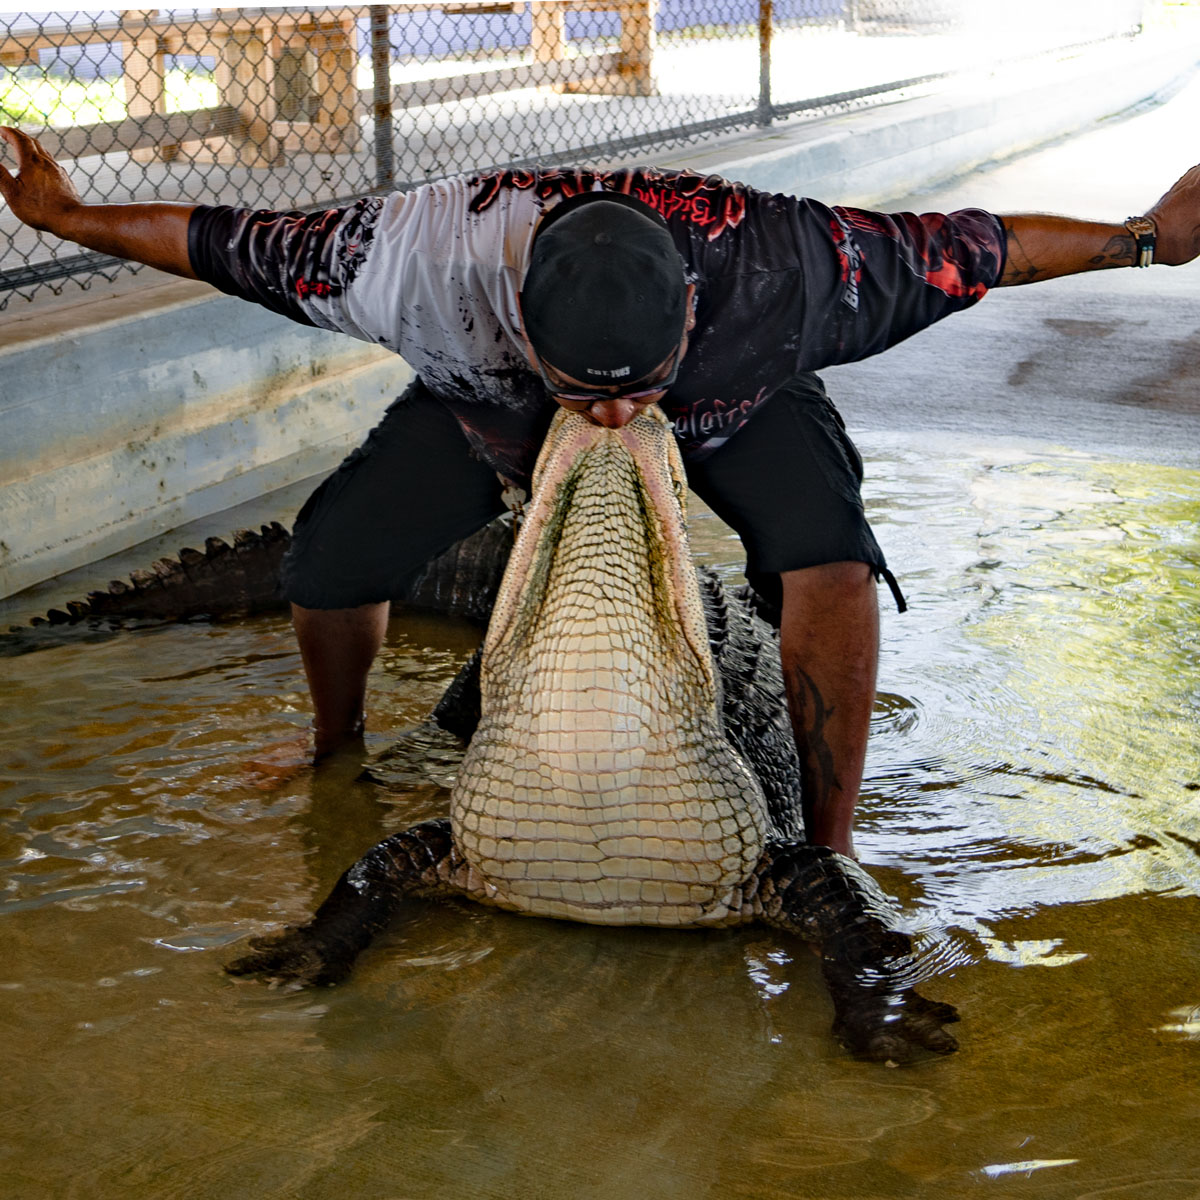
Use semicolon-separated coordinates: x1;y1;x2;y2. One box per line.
998;163;1200;285
0;126;197;279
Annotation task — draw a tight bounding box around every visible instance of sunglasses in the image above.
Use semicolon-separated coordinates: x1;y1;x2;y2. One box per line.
533;338;684;405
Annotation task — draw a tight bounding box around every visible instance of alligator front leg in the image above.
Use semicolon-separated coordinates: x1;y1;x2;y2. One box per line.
226;818;465;987
752;841;959;1062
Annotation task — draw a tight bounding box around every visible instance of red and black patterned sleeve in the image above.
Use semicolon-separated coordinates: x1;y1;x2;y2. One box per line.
187;200;384;331
793;203;1007;367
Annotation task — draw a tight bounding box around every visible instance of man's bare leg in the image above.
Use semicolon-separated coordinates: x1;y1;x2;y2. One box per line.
292;601;390;760
779;562;879;859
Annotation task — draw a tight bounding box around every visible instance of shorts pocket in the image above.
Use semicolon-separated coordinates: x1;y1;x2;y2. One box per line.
792;395;865;508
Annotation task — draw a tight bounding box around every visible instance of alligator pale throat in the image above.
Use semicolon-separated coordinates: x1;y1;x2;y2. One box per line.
227;408;960;1061
455;410;768;925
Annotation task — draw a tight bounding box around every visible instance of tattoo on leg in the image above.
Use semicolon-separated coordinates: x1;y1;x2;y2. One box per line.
786;665;843;812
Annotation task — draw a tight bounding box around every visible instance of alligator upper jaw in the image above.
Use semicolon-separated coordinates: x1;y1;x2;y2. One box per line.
482;407;714;697
450;407;770;927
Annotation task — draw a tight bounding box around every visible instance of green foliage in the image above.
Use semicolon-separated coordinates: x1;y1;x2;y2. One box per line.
165;68;218;114
0;66;217;128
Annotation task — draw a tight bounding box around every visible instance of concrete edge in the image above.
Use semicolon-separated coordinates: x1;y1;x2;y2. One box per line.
0;274;218;356
666;35;1200;206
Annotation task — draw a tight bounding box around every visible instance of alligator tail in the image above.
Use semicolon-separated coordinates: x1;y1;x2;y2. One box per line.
29;522;294;627
6;513;517;647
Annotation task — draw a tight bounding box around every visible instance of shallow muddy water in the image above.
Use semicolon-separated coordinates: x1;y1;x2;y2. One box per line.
2;434;1198;1199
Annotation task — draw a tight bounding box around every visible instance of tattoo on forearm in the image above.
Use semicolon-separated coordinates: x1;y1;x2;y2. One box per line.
1088;234;1137;269
1000;220;1041;284
785;665;843;807
1002;221;1139;285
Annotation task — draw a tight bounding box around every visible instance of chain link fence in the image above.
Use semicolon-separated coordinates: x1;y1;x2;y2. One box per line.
0;1;1157;305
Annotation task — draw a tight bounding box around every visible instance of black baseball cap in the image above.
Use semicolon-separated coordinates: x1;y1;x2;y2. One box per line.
520;192;688;386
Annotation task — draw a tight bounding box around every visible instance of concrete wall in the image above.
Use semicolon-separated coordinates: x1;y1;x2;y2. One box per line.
0;279;409;597
665;36;1198;206
0;33;1195;599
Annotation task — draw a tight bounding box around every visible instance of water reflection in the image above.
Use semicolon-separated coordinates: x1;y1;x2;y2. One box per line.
2;435;1198;1197
979;1159;1080;1179
837;444;1200;934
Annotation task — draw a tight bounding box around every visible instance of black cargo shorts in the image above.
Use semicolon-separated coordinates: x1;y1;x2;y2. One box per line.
684;372;904;614
280;373;901;612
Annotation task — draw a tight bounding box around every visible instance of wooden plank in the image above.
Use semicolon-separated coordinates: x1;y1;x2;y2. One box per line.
389;3;521;11
10;0;643;163
213;24;281;166
389;50;621;107
618;1;656;97
33;108;240;161
531;1;567;65
308;15;363;148
121;10;172;162
29;44;625;164
0;18;161;62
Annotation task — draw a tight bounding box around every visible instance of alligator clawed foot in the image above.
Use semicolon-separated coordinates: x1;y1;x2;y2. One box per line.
225;926;353;988
830;985;960;1063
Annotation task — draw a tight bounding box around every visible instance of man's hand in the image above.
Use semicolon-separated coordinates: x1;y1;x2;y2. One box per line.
0;126;84;235
1144;163;1200;266
0;126;197;278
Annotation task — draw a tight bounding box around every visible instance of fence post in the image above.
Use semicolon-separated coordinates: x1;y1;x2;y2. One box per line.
757;0;773;126
371;5;394;191
531;1;567;63
121;10;174;162
618;1;657;97
306;13;363;153
213;18;281;167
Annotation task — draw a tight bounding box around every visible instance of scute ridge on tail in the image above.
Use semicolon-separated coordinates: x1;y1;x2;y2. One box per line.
5;514;517;645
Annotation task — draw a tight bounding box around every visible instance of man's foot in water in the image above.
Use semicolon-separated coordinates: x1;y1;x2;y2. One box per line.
241;724;365;788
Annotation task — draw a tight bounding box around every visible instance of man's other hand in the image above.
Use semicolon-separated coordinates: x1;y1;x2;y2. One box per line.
0;126;197;277
1144;164;1200;266
0;126;82;236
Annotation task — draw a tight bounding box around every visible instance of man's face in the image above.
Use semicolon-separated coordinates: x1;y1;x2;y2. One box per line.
525;284;696;429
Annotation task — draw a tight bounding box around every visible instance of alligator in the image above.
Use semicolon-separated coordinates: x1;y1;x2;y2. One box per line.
222;408;959;1062
1;515;515;653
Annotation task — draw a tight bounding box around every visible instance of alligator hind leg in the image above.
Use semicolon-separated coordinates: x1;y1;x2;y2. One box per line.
753;841;959;1062
226;818;466;987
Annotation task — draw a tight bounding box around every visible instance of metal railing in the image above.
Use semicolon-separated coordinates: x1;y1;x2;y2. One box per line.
0;1;1153;305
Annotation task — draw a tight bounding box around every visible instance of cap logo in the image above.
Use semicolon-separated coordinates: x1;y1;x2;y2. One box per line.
585;365;631;378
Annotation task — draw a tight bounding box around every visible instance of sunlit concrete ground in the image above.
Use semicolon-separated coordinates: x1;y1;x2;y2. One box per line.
822;67;1200;469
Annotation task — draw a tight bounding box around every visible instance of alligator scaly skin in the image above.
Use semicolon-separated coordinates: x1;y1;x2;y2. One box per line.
227;408;959;1060
226;818;956;1059
452;412;770;926
4;513;514;646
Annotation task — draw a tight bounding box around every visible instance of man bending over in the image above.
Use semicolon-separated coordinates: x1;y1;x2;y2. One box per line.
3;126;1197;858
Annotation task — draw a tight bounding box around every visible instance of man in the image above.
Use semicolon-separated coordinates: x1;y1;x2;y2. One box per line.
3;125;1198;859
